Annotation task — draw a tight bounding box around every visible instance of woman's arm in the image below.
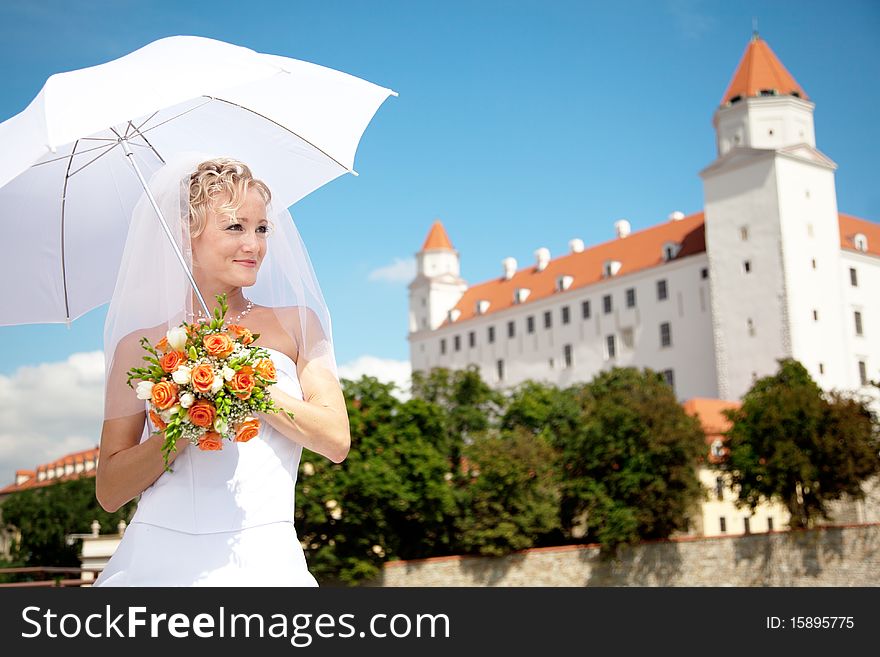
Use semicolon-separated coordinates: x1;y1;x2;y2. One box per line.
95;412;189;513
260;358;350;463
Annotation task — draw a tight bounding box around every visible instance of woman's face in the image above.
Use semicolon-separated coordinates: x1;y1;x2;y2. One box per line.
191;188;269;288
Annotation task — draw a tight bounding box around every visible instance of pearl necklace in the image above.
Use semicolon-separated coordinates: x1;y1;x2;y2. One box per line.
189;298;254;326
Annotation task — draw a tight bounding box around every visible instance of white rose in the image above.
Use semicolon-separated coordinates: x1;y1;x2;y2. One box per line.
135;380;155;400
179;392;195;409
213;417;228;434
166;326;187;352
160;404;180;423
171;365;192;385
222;365;236;382
210;373;224;394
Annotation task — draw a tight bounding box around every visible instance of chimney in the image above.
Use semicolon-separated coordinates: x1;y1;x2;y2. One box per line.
668;211;685;221
502;257;517;280
569;238;584;253
614;219;631;238
534;247;550;271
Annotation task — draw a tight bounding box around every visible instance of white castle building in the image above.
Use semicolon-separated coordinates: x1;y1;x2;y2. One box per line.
407;35;879;407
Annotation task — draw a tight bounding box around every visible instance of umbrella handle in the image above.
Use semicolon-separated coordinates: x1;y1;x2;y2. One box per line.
119;140;211;319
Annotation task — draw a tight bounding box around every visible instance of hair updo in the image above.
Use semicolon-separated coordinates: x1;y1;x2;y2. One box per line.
188;157;272;238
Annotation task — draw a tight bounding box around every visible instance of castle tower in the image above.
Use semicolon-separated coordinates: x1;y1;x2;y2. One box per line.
408;219;467;336
701;34;847;399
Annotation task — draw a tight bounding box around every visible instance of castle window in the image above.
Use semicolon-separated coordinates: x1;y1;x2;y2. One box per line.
743;259;752;274
497;359;504;382
747;318;755;337
819;363;824;375
603;294;612;314
657;279;668;301
454;335;461;351
469;331;475;348
606;334;616;359
544;311;552;329
660;322;672;348
715;476;724;501
855;311;863;336
719;517;727;533
850;267;858;287
561;305;570;324
508;320;515;338
563;344;573;368
662;369;675;393
488;326;495;343
440;338;446;355
740;226;749;241
744;517;751;534
768;517;774;531
701;268;708;280
527;315;535;334
812;258;817;270
859;361;868;385
625;288;636;308
813;309;818;321
582;300;591;319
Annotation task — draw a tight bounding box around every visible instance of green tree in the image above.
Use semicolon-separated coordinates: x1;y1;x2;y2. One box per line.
296;375;457;585
557;367;706;554
0;477;136;580
721;359;880;528
456;426;562;556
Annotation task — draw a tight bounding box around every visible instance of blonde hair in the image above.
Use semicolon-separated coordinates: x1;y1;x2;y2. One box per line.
188;157;272;238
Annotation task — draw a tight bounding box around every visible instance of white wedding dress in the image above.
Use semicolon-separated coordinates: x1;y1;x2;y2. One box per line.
93;347;319;587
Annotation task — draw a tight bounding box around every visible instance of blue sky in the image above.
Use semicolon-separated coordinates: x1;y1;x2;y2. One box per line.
0;0;877;405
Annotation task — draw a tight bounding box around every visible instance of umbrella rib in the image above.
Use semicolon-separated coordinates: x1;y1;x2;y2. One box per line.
135;98;215;137
32;142;118;168
67;141;120;178
205;96;355;175
59;140;82;323
127;121;165;164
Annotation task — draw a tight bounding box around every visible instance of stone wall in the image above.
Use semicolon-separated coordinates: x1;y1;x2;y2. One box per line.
374;522;880;586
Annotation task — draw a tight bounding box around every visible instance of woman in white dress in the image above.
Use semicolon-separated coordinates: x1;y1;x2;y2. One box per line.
93;154;350;586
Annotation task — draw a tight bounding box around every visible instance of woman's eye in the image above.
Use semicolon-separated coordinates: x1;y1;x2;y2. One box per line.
257;225;269;234
226;223;243;231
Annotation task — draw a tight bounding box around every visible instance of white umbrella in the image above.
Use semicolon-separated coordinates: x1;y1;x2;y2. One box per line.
0;35;395;324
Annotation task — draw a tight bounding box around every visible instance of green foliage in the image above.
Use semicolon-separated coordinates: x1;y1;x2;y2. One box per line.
0;477;136;579
553;367;706;555
295;375;457;585
721;359;880;528
456;426;562;556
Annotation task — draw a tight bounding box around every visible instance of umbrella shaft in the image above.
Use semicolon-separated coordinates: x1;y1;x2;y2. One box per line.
119;140;211;318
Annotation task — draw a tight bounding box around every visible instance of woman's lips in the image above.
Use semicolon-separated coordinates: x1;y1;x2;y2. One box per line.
234;260;256;268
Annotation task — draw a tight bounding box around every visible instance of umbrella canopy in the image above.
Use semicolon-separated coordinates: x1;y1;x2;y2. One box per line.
0;35;395;325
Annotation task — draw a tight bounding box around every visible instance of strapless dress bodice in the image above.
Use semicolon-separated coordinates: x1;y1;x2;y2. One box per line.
129;347;305;534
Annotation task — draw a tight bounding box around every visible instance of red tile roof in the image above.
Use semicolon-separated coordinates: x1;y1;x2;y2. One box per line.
1;446;99;495
839;213;880;257
436;211;877;328
721;35;808;106
421;220;454;251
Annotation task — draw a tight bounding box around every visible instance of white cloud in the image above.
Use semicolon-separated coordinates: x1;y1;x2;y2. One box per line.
338;355;412;401
367;257;416;283
666;0;716;40
0;351;106;484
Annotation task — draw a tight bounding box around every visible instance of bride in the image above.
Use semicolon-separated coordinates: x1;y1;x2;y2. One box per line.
92;154;350;586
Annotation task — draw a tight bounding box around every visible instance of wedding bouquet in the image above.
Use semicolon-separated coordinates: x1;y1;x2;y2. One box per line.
126;293;295;472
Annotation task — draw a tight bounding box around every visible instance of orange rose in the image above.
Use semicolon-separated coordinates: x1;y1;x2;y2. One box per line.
151;381;179;410
198;431;223;451
160;350;187;373
228;365;255;400
155;336;170;353
188;400;217;428
191;363;216;394
227;324;254;345
255;358;276;383
234;418;261;443
148;409;167;432
203;332;235;358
